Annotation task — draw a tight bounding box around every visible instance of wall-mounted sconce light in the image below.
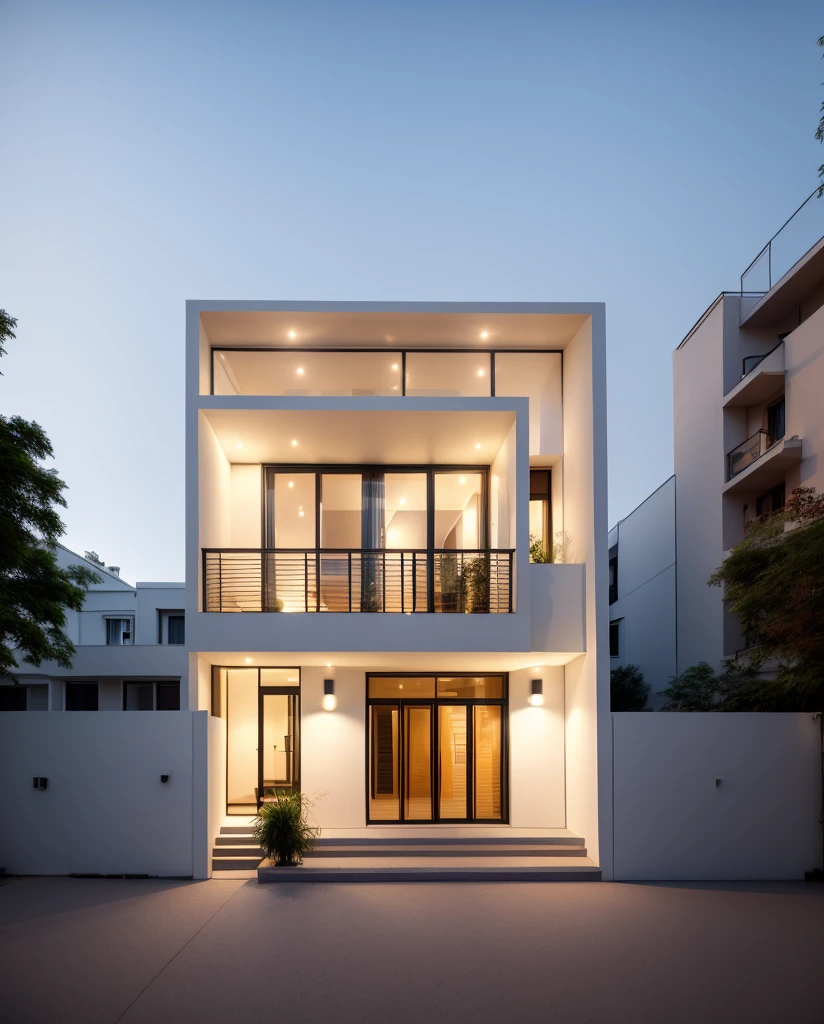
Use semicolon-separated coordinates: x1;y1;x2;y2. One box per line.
529;679;544;707
161;775;170;784
32;777;48;790
322;679;337;712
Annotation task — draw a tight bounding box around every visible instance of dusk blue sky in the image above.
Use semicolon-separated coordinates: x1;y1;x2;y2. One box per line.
2;0;822;582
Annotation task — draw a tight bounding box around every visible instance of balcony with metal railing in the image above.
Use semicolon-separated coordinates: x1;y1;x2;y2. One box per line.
724;430;802;494
203;548;515;614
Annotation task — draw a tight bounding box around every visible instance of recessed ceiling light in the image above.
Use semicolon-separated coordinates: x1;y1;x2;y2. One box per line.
481;331;489;339
391;364;399;371
326;662;332;668
245;657;252;664
475;443;482;450
399;497;406;505
391;385;399;390
460;476;466;484
236;443;243;449
298;510;304;517
296;367;305;376
477;369;485;377
288;481;294;488
291;439;298;447
288;330;297;339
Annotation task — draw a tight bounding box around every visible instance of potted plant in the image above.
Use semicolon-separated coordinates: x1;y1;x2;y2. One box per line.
252;791;319;867
461;555;491;613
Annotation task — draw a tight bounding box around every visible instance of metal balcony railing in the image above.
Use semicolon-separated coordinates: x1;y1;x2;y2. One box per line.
203;548;515;614
726;429;777;481
740;187;824;321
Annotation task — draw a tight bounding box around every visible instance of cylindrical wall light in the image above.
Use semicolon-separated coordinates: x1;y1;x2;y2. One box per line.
529;679;544;707
322;679;337;711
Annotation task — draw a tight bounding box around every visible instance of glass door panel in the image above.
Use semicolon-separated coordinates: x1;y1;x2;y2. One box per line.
369;704;400;821
438;705;468;819
403;705;432;820
473;705;503;820
259;690;299;806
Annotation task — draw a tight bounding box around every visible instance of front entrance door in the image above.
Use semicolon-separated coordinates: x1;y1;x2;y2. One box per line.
258;688;300;808
367;674;507;824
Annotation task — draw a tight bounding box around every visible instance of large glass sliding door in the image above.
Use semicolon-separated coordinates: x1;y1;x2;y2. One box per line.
366;674;507;824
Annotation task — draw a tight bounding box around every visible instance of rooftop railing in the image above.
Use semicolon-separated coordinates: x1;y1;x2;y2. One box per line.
740;187;824;321
203;548;515;614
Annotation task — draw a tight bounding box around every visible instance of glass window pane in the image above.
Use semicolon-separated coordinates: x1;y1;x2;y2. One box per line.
438;705;467;819
260;668;300;686
406;353;491;397
473;705;503;820
0;686;27;711
156;683;180;710
213;350;404;396
494;353;562;455
66;682;99;711
403;705;432;820
320;474;361;548
167;615;185;644
226;668;258;810
434;473;483;549
384;473;427;549
125;683;154;711
437;676;504;699
272;473;315;548
368;676;436;698
369;704;400;820
261;693;295;795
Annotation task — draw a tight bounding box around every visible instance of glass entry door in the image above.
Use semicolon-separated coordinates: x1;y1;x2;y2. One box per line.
367;675;507;824
258;688;300;807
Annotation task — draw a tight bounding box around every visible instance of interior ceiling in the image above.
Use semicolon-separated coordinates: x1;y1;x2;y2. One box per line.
200;651;579;669
204;408;515;465
201;309;587;349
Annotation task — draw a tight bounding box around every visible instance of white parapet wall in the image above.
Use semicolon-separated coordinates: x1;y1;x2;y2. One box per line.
612;713;822;880
0;712;209;877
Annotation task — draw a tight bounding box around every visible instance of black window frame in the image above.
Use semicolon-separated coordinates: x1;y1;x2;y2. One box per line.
123;681;180;711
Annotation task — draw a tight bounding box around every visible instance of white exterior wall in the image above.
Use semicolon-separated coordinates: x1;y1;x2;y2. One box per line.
609;476;676;707
785;303;824;496
0;713;203;876
612;713;822;880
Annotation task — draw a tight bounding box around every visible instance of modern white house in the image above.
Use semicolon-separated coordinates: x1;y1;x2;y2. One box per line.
186;300;610;878
608;476;676;708
2;545;187;711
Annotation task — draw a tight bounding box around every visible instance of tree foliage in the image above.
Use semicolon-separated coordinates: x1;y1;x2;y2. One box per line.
0;310;99;680
610;664;650;711
658;661;760;712
706;487;824;711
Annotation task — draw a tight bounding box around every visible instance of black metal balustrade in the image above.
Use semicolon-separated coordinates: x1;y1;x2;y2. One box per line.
203;548;515;614
726;429;777;481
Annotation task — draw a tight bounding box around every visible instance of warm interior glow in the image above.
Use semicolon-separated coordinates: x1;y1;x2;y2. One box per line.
288;330;296;339
296;367;305;375
477;369;485;377
236;443;243;449
288;481;294;488
481;331;488;339
391;363;399;371
245;657;252;664
475;443;482;450
291;439;298;446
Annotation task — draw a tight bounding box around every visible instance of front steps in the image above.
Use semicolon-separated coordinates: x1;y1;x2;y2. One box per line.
248;831;600;883
212;828;262;872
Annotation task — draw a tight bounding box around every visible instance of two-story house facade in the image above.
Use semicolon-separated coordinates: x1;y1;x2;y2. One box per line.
185;301;610;876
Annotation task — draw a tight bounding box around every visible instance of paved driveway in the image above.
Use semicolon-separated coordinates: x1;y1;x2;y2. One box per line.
1;876;822;1023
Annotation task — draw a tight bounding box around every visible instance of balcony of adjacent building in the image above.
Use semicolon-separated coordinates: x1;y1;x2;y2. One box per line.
739;187;824;327
724;393;801;494
723;340;785;409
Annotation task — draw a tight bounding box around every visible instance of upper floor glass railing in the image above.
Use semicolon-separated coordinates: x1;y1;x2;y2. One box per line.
740;187;824;321
211;347;560;401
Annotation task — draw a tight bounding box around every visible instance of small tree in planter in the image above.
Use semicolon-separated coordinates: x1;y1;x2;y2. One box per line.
253;791;319;867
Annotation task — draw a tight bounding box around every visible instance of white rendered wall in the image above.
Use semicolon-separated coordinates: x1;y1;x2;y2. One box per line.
508;667;565;827
785;304;824;495
490;419;517;548
612;713;822;879
0;713;198;876
230;465;262;546
560;313;609;874
198;411;231;609
609;476;676;707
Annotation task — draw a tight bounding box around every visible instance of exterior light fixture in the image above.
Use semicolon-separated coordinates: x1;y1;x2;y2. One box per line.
296;367;305;376
323;679;337;711
529;679;544;707
481;331;489;339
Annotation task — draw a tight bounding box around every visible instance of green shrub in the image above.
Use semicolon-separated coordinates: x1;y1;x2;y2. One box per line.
253;792;319;866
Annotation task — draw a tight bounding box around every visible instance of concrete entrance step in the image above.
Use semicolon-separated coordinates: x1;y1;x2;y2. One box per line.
258;856;601;883
304;844;587;858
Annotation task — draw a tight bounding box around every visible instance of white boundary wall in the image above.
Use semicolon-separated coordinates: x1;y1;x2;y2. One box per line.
0;713;208;877
612;713;822;880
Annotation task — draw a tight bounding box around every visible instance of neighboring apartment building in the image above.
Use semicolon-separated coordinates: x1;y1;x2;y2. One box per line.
610;189;824;689
608;476;676;708
2;545;187;711
187;300;610;874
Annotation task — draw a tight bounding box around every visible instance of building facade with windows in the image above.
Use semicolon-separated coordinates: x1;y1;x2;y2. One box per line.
186;300;610;876
2;545;187;712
